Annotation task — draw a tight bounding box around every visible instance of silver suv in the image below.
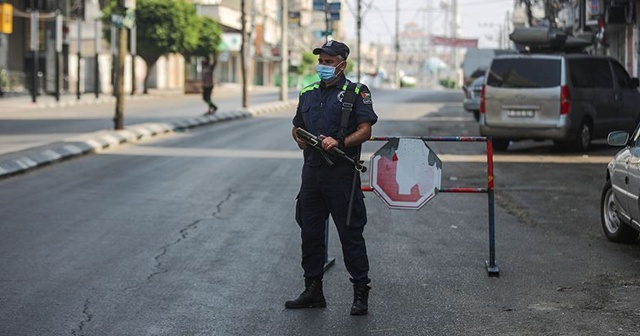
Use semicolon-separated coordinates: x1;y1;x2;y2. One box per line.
479;54;640;151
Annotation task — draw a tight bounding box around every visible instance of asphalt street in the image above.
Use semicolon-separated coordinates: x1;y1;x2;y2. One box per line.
2;87;640;335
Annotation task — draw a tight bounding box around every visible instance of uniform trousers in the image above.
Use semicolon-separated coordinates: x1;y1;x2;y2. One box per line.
295;162;370;284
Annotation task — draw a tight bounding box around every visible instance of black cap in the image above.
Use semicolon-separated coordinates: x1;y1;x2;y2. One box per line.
313;40;350;60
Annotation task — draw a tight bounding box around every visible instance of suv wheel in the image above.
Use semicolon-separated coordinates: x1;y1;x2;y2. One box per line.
573;121;592;151
601;179;639;243
492;139;509;151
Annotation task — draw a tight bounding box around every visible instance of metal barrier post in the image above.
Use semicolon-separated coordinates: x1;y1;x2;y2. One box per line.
323;219;335;271
485;138;499;276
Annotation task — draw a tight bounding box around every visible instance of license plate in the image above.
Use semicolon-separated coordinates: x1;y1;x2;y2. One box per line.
506;110;535;118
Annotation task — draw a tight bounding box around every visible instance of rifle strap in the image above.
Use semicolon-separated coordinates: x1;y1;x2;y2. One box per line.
339;81;362;148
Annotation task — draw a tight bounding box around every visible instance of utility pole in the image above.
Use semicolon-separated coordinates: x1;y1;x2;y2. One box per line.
76;17;81;100
356;0;361;82
451;0;459;78
55;14;62;102
30;8;38;103
394;0;399;88
324;0;330;41
110;17;116;97
130;25;136;95
94;19;101;98
240;0;248;108
280;0;288;102
114;1;128;130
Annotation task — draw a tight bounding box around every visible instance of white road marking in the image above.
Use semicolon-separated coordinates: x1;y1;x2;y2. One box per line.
102;147;612;164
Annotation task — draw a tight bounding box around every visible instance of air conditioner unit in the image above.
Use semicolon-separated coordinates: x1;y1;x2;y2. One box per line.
607;2;635;25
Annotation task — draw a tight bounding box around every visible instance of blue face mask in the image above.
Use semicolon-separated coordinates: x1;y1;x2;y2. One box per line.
316;61;343;81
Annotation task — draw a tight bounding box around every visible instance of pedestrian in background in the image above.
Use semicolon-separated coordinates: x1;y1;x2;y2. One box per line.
286;40;378;315
201;57;217;115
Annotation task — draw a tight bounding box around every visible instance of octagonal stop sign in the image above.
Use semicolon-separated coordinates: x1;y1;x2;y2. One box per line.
370;138;442;210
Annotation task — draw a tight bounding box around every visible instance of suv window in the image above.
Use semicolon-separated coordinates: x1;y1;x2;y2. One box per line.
569;59;613;89
486;58;561;88
611;61;632;88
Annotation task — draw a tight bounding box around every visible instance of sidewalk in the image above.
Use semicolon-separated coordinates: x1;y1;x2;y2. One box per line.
0;84;296;179
0;83;279;113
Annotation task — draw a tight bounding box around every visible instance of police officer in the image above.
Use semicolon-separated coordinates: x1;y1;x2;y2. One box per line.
286;40;378;315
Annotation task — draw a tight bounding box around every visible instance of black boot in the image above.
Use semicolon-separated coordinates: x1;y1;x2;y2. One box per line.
285;278;326;309
350;282;370;315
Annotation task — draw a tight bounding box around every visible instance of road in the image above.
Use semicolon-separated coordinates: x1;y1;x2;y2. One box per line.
1;87;640;335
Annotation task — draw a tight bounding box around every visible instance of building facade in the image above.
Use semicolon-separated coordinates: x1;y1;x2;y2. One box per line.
0;0;351;97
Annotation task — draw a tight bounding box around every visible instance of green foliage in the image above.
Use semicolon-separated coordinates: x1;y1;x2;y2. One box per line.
189;17;222;59
439;79;457;89
345;61;354;75
292;52;316;75
135;0;200;65
102;0;199;65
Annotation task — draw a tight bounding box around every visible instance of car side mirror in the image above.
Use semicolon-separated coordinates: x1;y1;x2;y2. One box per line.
608;131;630;146
631;78;639;89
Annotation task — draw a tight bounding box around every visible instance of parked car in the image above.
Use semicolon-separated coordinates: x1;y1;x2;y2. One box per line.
601;128;640;243
462;75;484;121
464;67;487;86
479;53;640;151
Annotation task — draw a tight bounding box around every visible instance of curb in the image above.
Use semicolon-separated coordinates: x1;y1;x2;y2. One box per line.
0;99;297;179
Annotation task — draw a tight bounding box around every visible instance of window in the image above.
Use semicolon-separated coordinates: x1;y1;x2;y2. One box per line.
611;61;632;89
487;58;561;88
568;59;614;89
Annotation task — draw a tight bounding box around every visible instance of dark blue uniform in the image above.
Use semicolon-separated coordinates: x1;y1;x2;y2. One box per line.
292;75;378;284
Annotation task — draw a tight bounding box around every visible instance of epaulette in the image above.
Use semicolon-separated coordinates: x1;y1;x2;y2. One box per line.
300;81;321;95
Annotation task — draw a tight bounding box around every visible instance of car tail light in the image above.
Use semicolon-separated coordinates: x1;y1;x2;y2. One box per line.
480;84;486;114
560;85;570;115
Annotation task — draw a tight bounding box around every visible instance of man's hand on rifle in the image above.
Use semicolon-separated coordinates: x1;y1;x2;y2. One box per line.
292;127;308;150
319;135;340;152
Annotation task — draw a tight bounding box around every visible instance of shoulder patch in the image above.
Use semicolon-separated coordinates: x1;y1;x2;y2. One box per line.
361;91;373;105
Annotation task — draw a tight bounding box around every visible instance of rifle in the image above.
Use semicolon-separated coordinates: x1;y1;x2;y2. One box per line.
295;128;367;173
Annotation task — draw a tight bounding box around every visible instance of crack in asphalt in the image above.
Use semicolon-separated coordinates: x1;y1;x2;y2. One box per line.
70;298;92;336
133;190;235;286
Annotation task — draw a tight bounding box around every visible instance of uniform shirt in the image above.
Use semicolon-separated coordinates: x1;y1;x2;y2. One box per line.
293;75;378;167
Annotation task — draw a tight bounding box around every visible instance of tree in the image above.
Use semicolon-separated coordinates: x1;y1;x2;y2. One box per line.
184;16;222;72
188;17;222;59
103;0;201;93
294;52;316;75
